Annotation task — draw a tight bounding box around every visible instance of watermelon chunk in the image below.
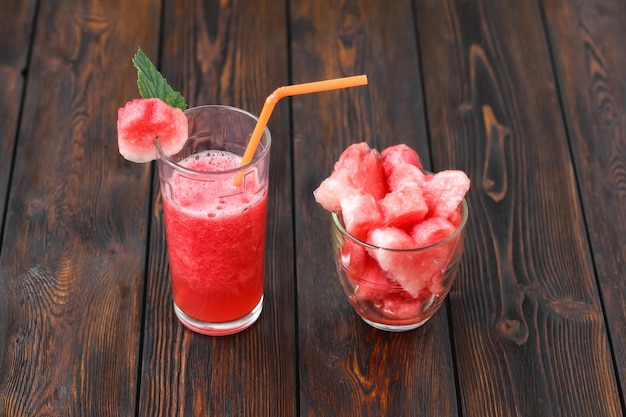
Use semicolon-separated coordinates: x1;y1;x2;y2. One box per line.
338;234;373;280
117;98;188;163
312;170;352;213
378;183;428;228
447;206;463;228
352;257;430;319
353;257;396;302
387;163;427;192
366;227;432;297
410;216;456;247
352;258;424;320
313;142;386;212
340;193;383;241
380;144;423;178
420;170;470;218
380;292;426;320
410;216;462;296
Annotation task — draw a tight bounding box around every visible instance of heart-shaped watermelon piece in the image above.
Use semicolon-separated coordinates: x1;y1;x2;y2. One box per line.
117;98;188;163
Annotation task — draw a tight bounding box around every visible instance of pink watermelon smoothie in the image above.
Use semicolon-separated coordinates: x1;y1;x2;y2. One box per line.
162;150;268;323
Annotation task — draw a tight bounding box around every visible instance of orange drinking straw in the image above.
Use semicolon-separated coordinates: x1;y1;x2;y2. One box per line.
239;75;368;170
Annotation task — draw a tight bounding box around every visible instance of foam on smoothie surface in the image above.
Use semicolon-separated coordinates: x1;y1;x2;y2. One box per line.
170;150;263;215
184;150;239;172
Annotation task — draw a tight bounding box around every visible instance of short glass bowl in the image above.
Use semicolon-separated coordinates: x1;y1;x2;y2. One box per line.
330;199;468;332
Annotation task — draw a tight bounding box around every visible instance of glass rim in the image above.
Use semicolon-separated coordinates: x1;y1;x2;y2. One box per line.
155;104;271;178
331;198;468;252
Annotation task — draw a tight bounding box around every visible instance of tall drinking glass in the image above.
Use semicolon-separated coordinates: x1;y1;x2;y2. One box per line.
156;105;271;336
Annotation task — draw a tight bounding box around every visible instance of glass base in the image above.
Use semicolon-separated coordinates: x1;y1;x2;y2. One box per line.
360;315;431;332
173;296;263;336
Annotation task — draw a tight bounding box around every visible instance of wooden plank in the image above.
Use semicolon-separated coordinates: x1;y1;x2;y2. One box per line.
291;1;459;416
0;2;38;412
0;0;36;232
543;0;626;398
0;1;160;415
137;1;297;416
414;0;622;415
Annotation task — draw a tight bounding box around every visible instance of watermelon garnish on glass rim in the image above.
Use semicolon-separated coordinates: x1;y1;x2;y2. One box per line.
116;47;188;163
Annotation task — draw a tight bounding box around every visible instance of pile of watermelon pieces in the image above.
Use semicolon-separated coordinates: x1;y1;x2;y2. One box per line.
314;142;470;322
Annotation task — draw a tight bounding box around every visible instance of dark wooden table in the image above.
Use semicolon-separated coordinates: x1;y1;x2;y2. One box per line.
1;0;625;416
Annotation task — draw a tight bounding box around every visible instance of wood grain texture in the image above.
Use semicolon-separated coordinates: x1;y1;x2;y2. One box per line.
542;0;626;398
0;0;36;234
0;0;623;415
414;0;622;416
0;0;160;415
138;1;297;416
291;0;458;416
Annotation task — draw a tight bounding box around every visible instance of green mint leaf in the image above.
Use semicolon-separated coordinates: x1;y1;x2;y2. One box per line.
132;47;187;111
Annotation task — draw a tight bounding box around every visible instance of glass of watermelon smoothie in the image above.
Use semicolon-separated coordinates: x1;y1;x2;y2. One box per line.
331;199;468;332
156;105;271;336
